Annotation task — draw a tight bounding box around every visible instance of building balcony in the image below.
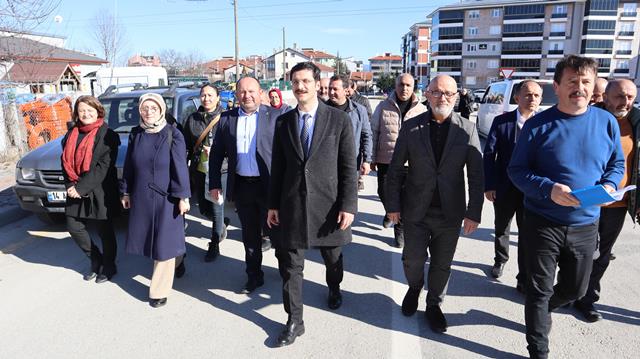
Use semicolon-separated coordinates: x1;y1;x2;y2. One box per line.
439;34;463;40
512;67;541;73
616;50;633;55
502;49;542;55
614;68;630;74
548;49;564;55
503;32;543;38
551;13;568;18
585;10;617;16
436;51;462;56
618;31;635;37
549;32;566;37
504;14;545;20
583;30;616;36
440;18;463;24
582;49;613;54
437;67;461;72
621;12;637;18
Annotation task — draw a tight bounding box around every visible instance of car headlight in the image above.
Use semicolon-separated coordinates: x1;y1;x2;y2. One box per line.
20;167;36;180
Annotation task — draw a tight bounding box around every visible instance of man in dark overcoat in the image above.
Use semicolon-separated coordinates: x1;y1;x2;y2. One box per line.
267;62;357;347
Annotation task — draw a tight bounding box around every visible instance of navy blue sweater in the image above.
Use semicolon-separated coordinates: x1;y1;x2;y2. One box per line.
508;105;624;225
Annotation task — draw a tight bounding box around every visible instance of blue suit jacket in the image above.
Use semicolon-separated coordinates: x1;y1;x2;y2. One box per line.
483;110;520;200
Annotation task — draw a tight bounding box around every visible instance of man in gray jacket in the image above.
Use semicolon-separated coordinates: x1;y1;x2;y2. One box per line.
371;73;427;247
328;75;373;177
386;75;484;333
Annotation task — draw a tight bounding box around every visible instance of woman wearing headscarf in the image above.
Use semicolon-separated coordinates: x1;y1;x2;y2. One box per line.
62;96;120;283
182;84;226;262
120;93;191;308
268;88;290;114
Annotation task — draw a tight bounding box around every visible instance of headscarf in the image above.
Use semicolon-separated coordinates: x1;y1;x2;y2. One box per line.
62;118;105;183
138;93;167;133
268;88;284;109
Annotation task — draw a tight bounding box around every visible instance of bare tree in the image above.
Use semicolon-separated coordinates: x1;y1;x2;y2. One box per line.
158;49;183;76
181;49;206;76
92;10;126;67
0;0;60;33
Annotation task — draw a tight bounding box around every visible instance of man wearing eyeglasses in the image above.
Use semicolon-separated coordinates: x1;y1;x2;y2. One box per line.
370;73;427;248
385;74;484;333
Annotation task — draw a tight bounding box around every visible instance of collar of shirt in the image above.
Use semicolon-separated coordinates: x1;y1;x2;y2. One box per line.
239;106;258;118
297;102;319;120
516;109;535;129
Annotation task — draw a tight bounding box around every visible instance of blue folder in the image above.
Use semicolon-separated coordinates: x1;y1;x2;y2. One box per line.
571;185;616;208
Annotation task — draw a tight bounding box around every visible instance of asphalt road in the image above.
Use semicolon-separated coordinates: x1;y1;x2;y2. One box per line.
1;174;639;359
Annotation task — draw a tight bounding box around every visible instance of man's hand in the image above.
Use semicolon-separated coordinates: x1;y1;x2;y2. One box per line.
67;186;81;199
550;183;580;207
387;212;401;224
484;190;496;202
202;145;210;156
370;162;377;172
267;209;280;228
337;211;354;230
599;184;616;207
121;195;130;209
178;199;190;215
463;218;479;235
360;162;371;175
210;188;222;202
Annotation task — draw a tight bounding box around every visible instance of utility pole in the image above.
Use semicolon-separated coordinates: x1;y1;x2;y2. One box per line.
282;27;286;88
233;0;240;82
337;50;340;75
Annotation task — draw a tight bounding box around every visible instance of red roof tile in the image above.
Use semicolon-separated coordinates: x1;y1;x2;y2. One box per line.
3;62;79;83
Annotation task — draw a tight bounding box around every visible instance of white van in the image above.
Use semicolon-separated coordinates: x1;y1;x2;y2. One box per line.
476;79;557;137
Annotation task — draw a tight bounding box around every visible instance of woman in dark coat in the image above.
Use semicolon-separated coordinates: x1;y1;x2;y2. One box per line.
182;83;226;262
120;93;191;308
61;95;120;283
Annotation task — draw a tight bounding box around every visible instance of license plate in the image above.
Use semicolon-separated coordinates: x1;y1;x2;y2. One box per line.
47;191;67;202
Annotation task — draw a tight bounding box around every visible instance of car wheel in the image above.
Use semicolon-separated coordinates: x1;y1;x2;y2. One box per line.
36;213;66;224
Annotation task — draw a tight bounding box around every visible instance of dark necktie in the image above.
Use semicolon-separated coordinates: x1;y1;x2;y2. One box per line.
301;113;311;159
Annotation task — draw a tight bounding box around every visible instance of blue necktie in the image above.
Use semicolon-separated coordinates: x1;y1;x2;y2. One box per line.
301;113;311;159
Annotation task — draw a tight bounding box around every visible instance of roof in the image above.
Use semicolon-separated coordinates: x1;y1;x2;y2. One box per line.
202;58;258;73
264;48;310;60
350;71;373;81
2;62;80;83
313;62;334;72
369;54;402;61
302;49;336;59
0;36;107;64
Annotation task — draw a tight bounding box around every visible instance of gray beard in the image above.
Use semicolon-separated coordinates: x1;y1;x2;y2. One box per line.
432;106;453;118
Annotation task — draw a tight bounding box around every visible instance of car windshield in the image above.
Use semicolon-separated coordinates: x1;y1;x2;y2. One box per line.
509;83;557;106
101;96;174;133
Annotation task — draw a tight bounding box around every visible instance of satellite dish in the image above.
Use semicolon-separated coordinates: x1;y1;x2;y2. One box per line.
54;15;63;23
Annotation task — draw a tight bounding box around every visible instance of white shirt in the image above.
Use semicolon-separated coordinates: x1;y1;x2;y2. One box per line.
236;107;259;176
297;103;319;153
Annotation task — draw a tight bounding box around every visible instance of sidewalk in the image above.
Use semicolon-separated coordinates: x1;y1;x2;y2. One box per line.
0;160;28;226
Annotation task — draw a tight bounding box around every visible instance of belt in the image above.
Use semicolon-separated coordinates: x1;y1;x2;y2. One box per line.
236;174;261;183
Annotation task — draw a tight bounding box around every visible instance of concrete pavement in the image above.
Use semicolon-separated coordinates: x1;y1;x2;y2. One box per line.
0;172;639;358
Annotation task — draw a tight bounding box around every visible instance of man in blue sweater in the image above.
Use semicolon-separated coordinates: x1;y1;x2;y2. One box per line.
508;55;624;359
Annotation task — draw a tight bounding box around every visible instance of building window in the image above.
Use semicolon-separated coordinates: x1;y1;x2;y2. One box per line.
550;41;564;51
553;4;568;16
617;59;630;69
504;4;545;20
492;8;501;17
581;39;614;54
468;27;478;35
439;26;463;39
466;60;477;69
488;59;499;68
467;43;477;52
500;58;541;72
490;25;501;35
503;23;544;37
438;42;462;55
479;44;487;50
502;41;543;54
468;10;480;18
466;76;477;85
622;3;637;16
619;23;635;36
491;44;497;51
547;59;559;72
582;20;616;36
586;0;618;16
550;23;566;36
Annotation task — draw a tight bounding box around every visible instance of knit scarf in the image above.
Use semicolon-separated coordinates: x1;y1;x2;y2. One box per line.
140;116;167;134
62;119;104;183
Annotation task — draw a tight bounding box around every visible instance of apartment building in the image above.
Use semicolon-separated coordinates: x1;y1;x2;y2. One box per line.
401;20;432;87
369;52;403;83
428;0;640;89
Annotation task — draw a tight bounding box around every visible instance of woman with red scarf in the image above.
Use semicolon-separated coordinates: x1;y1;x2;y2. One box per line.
61;96;120;283
268;88;290;114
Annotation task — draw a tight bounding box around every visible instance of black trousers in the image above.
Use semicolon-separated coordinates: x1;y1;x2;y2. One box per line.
275;246;343;325
493;189;526;282
66;215;117;273
580;206;627;305
522;209;598;359
403;208;460;307
377;163;405;242
234;175;267;281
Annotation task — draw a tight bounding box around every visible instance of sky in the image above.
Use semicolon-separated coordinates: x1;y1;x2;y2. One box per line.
32;0;453;65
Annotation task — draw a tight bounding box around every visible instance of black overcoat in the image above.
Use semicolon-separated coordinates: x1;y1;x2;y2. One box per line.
269;101;358;249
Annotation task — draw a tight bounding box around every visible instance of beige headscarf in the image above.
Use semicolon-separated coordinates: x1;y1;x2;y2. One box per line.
138;93;167;133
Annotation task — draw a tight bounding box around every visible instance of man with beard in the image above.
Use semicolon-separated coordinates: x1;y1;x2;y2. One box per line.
574;78;640;322
371;73;427;247
508;55;624;359
328;75;372;178
268;62;357;347
318;77;330;102
385;74;484;333
484;80;543;291
590;77;608;105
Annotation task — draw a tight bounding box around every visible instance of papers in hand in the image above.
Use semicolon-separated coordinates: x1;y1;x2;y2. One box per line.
571;185;637;208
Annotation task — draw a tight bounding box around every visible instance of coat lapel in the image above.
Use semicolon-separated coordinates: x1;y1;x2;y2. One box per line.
307;102;330;161
437;113;460;168
287;110;304;160
256;105;269;154
418;112;437;167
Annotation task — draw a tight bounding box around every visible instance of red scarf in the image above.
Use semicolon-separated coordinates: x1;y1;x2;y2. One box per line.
269;88;284;109
62;119;105;183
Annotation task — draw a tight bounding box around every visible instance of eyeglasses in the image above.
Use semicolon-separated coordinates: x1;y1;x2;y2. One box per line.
428;91;457;99
141;106;159;113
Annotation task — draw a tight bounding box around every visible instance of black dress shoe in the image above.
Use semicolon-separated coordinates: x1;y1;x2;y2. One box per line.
241;277;264;294
401;287;421;316
574;300;602;323
425;305;448;333
328;288;342;310
83;271;98;281
204;241;219;262
491;262;505;278
175;259;186;278
150;298;167;308
95;267;116;284
276;322;305;347
261;237;272;252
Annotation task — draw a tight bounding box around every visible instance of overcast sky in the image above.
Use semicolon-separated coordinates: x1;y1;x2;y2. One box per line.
34;0;452;64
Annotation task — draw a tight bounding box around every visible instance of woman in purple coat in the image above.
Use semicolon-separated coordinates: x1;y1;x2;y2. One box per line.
120;93;191;308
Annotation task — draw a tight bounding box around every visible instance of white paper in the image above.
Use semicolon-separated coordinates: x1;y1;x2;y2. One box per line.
610;185;637;201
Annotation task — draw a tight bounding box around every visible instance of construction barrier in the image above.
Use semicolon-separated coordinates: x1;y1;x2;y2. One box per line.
19;94;72;149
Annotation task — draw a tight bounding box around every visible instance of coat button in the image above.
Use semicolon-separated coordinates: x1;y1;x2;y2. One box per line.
305;169;310;174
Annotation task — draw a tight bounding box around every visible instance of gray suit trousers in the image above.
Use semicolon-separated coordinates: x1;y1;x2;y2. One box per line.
402;207;461;307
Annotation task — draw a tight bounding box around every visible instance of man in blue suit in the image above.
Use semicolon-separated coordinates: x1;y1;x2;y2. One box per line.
483;79;542;291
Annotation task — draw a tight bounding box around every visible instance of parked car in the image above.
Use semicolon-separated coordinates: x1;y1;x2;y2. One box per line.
472;89;486;102
14;84;202;223
476;79;557;137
